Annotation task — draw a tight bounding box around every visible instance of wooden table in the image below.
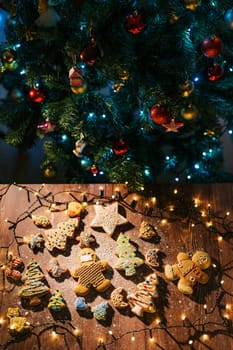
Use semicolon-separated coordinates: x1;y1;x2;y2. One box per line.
0;184;232;350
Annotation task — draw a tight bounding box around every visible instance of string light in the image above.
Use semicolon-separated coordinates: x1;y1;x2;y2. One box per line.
131;333;135;341
51;330;57;338
0;183;232;350
73;328;80;337
181;314;186;321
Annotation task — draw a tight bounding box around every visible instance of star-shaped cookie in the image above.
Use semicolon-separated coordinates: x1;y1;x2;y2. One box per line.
90;202;128;236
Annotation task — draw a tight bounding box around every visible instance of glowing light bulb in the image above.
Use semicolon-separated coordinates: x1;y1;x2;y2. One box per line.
73;328;80;337
131;335;135;341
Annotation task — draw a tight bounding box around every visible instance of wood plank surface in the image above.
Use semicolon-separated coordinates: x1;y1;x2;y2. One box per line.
0;184;232;350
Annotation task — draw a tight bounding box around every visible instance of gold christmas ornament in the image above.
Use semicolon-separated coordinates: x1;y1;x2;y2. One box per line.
1;48;17;64
181;104;198;120
169;10;179;24
179;80;194;97
113;69;129;92
183;0;201;11
43;165;57;179
4;61;18;71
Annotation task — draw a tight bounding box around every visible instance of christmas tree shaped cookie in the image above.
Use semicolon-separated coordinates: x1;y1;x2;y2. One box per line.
127;273;159;317
44;218;78;251
115;233;144;276
18;259;50;306
48;290;67;312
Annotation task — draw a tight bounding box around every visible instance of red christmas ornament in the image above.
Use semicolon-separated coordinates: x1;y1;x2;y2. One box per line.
80;44;102;65
28;87;45;103
112;140;129;156
124;11;146;35
201;36;223;58
91;164;99;174
207;64;224;81
69;66;87;94
150;105;170;125
37;120;57;134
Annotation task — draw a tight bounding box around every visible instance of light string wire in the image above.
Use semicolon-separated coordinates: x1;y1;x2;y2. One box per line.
0;183;232;349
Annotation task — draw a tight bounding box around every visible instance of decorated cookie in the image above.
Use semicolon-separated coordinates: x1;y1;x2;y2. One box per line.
47;258;68;278
7;307;31;336
18;259;50;306
91;301;109;320
110;287;128;309
48;290;67;312
71;248;111;296
164;251;211;295
57;218;79;238
26;233;45;250
44;218;79;251
90;202;128;236
75;297;89;311
145;248;159;268
5;254;24;282
76;231;96;248
32;215;51;228
115;233;144;276
139;221;158;240
127;273;159;317
67;201;85;218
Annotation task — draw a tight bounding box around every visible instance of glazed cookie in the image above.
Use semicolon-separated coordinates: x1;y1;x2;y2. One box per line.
110;287;128;309
5;255;24;282
44;218;79;251
115;233;144;276
48;290;67;312
32;215;51;228
139;221;157;240
91;301;109;320
76;231;96;248
145;248;159;268
47;258;68;278
18;259;50;306
71;248;111;296
75;297;89;311
25;233;45;250
7;307;31;336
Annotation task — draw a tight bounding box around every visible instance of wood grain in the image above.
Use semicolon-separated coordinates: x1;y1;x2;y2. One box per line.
0;184;232;350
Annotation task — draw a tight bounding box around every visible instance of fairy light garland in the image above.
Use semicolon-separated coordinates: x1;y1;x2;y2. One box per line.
0;184;232;349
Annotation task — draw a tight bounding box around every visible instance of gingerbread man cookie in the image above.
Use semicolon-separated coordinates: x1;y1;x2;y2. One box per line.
71;248;111;296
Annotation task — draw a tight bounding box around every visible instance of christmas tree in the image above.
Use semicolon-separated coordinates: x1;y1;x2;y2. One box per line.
1;0;233;189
